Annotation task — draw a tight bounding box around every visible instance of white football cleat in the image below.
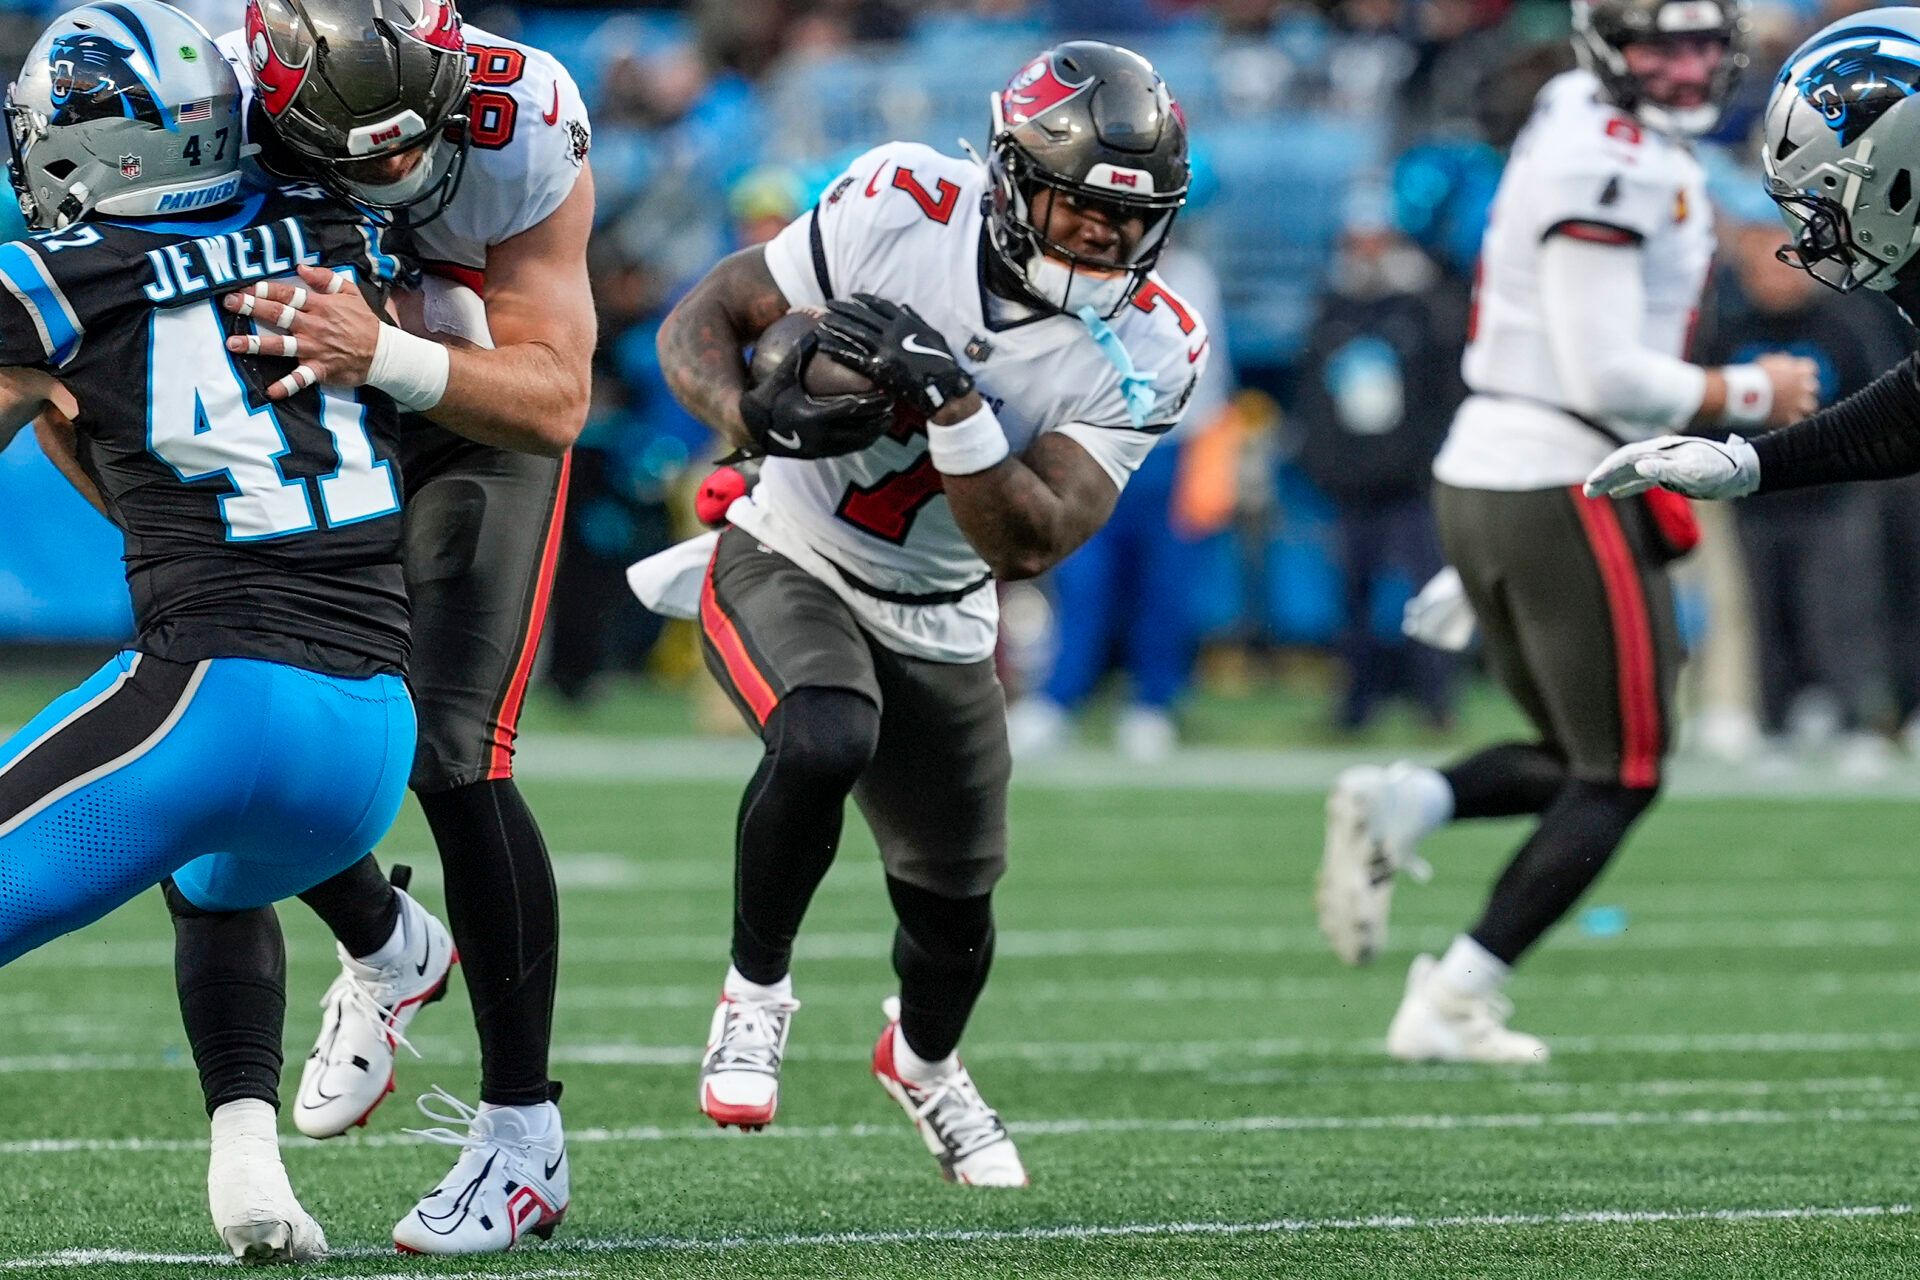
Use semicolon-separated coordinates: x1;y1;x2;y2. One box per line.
1005;697;1070;760
294;887;456;1139
1385;954;1550;1065
1317;764;1434;966
207;1099;328;1265
393;1089;568;1255
698;977;800;1129
872;997;1028;1187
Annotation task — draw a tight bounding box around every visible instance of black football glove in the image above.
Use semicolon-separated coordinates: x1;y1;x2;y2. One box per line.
815;294;975;417
738;332;894;459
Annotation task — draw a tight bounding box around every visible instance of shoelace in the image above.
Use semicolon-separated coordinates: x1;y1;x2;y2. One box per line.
907;1070;1008;1160
708;996;800;1075
324;966;424;1062
404;1086;490;1151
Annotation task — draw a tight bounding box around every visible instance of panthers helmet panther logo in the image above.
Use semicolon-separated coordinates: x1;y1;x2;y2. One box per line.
47;32;163;128
1797;41;1920;148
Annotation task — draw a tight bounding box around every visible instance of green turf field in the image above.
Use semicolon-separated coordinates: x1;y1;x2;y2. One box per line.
0;735;1916;1277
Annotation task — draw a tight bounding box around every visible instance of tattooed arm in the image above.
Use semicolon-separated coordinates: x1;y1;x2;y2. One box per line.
656;247;795;452
934;391;1122;581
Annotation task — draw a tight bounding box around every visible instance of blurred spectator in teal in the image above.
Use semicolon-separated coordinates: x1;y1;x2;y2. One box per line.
1292;187;1464;733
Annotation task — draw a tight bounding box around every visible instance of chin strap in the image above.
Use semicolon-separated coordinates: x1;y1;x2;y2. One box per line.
1075;304;1156;428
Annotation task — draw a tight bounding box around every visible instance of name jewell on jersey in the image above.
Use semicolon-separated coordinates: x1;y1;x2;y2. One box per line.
745;139;1209;665
140;213;326;303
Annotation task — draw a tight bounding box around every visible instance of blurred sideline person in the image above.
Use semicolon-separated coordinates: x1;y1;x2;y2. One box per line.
1704;199;1908;768
1004;242;1234;762
1292;189;1466;734
1592;9;1920;721
25;0;597;1254
0;3;414;1259
652;42;1206;1184
1314;0;1819;1064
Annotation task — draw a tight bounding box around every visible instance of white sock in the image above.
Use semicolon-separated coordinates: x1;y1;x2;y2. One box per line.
353;891;415;969
477;1100;559;1141
1390;763;1455;838
210;1098;279;1151
892;1025;957;1084
1433;934;1510;998
724;965;792;1003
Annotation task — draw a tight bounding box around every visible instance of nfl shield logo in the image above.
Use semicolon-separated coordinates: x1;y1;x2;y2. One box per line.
119;154;142;180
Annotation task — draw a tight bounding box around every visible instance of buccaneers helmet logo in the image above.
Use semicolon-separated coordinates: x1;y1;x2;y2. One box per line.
1797;41;1920;147
47;32;163;127
245;0;310;117
1000;55;1092;126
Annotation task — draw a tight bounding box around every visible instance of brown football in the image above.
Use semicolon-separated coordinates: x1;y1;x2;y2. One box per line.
750;308;875;397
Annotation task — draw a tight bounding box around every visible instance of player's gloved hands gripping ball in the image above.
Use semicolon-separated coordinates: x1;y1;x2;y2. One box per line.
1583;435;1761;501
739;329;894;459
815;294;975;416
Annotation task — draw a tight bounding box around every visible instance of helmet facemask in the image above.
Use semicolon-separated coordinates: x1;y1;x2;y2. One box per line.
987;138;1183;318
303;119;471;226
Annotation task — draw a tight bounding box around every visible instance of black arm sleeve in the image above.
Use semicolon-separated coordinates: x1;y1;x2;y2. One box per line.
1752;352;1920;492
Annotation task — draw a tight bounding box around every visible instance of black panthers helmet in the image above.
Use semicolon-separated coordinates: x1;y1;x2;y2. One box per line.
245;0;471;222
1572;0;1749;135
985;41;1189;318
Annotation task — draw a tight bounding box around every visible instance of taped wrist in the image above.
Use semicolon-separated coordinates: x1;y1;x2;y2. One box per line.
366;324;451;412
1719;363;1774;428
926;402;1009;475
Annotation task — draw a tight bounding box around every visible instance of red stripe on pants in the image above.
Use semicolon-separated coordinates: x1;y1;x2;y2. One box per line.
1569;488;1660;788
485;453;572;780
699;545;778;726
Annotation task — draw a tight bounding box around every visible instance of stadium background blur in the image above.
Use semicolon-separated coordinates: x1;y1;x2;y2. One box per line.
2;0;1915;773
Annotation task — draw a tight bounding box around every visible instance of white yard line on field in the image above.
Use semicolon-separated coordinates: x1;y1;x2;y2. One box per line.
5;1098;1917;1158
5;1028;1920;1077
1;1202;1913;1268
513;732;1920;800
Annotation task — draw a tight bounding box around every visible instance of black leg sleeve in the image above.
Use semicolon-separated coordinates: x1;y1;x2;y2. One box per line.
1443;741;1569;820
417;779;562;1108
165;880;286;1116
1468;779;1658;965
731;688;880;985
887;876;995;1064
296;853;402;960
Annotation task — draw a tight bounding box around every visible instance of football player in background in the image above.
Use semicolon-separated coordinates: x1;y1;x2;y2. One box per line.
1591;16;1920;528
652;42;1205;1185
0;2;413;1260
1314;0;1819;1062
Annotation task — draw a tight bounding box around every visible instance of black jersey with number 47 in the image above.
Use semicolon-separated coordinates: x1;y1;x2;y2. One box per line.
0;185;410;678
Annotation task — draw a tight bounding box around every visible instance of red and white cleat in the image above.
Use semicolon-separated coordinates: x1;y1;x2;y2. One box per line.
293;885;456;1139
392;1090;568;1255
872;997;1028;1188
698;971;800;1130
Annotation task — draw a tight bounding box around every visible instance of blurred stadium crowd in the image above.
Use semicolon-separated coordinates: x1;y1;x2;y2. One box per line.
2;0;1917;771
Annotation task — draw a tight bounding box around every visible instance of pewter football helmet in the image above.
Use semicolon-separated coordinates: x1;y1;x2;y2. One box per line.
1764;7;1920;293
5;0;244;231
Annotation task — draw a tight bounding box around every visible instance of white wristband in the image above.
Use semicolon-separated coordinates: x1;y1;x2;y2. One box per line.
1720;363;1773;428
366;323;451;412
926;402;1010;476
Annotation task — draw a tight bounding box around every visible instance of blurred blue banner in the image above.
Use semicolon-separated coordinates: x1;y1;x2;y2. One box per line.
0;437;131;642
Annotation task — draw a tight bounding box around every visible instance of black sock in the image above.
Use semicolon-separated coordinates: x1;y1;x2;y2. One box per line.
1469;779;1658;965
731;688;880;985
296;854;402;959
887;877;995;1063
165;880;285;1116
1443;742;1569;820
417;779;562;1108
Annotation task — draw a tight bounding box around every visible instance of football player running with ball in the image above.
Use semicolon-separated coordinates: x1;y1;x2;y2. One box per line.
652;42;1206;1185
1314;0;1820;1063
1590;10;1920;508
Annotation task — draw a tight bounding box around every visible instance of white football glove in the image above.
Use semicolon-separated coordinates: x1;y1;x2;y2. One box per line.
1583;434;1761;501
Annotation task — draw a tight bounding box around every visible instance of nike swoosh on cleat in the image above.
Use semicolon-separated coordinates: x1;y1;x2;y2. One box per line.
543;85;560;126
900;335;952;360
769;429;803;450
543;1153;565;1180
